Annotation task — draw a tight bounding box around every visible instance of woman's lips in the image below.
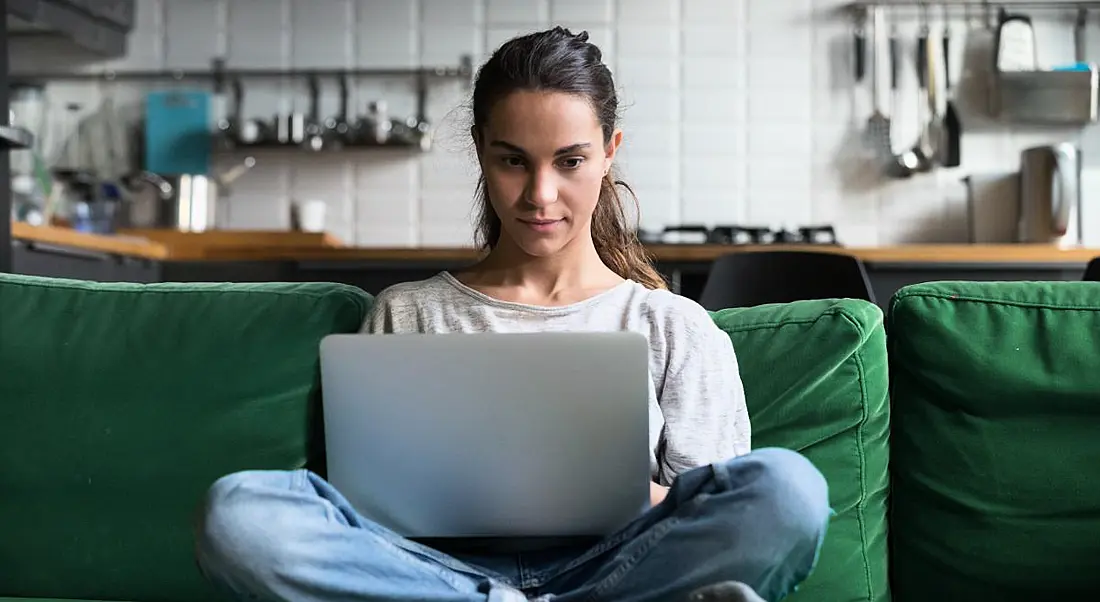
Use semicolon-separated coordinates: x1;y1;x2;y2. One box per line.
520;218;564;232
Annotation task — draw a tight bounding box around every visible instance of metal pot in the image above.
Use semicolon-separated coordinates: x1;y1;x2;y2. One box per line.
123;157;256;232
1018;144;1081;245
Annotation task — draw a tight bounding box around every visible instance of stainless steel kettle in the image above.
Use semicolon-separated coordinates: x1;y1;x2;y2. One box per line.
122;157;256;232
1018;143;1081;245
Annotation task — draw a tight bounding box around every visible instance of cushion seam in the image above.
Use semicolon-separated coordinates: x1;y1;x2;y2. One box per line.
720;303;884;602
837;310;878;602
892;290;1100;312
0;279;373;317
718;306;871;334
0;277;365;301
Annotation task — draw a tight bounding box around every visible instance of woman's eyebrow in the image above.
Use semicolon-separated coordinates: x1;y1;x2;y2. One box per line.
489;141;592;155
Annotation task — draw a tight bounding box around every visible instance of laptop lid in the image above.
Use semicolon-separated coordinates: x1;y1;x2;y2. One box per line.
319;331;651;539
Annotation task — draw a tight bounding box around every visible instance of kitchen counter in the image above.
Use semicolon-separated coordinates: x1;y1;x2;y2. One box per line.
11;223;1097;306
10;223;1100;265
10;223;344;260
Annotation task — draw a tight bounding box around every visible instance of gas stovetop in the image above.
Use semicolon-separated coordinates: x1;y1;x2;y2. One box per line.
639;225;839;246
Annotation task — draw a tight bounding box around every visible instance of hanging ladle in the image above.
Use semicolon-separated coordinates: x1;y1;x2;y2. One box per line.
893;2;934;175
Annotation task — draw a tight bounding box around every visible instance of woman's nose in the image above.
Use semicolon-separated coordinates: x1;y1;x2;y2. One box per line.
525;168;558;207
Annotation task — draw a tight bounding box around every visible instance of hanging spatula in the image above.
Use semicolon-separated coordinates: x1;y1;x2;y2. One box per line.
864;7;894;167
941;3;962;167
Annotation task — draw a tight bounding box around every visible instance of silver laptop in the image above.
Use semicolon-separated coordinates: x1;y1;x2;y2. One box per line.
318;331;652;539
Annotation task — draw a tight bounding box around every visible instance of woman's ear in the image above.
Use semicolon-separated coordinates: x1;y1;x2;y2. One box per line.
604;129;623;174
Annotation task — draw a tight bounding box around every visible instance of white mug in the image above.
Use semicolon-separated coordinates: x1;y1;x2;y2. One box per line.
295;199;327;233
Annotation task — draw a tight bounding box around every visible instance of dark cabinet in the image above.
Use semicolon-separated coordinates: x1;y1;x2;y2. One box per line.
7;0;134;56
12;240;299;284
13;240;158;282
295;260;474;296
1;0;136;273
60;0;136;29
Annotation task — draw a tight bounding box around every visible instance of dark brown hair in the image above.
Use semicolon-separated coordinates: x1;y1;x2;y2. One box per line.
469;27;667;290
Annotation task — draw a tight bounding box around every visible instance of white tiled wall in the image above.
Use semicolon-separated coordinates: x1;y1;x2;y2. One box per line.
17;0;1100;247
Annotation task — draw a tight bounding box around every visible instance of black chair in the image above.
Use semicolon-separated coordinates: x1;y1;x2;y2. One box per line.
699;250;876;310
1084;257;1100;281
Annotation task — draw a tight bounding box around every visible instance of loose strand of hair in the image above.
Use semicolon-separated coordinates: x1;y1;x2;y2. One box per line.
593;174;668;290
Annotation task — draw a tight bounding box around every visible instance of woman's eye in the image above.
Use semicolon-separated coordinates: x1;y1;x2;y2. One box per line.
502;156;525;168
559;157;584;169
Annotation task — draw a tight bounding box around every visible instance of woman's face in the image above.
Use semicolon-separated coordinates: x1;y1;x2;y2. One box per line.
477;90;621;258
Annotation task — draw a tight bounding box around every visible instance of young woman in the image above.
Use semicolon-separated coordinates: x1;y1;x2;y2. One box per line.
195;27;830;602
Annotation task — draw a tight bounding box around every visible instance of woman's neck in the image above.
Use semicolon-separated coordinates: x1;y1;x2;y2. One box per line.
461;237;623;302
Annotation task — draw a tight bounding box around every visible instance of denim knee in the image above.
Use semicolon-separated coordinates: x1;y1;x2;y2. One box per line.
743;447;829;512
714;448;831;561
194;469;304;583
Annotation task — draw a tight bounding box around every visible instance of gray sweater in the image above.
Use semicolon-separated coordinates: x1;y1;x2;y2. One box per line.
361;272;751;485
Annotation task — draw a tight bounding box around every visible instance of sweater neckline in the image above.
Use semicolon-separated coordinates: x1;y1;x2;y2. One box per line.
438;271;636;313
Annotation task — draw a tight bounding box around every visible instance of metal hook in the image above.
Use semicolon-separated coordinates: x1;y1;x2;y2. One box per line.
338;74;349;122
232;77;244;117
854;4;867;33
307;74;321;122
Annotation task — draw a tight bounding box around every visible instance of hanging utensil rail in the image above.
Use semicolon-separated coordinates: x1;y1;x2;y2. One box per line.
8;55;474;135
847;1;1100;16
7;56;475;87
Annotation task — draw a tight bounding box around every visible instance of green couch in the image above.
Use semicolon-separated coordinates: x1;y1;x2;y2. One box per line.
1;273;1098;602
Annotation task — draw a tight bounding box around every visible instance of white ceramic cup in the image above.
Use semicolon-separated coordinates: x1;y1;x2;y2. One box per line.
296;199;327;233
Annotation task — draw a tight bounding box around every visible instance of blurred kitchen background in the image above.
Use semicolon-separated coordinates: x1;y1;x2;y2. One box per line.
6;0;1099;247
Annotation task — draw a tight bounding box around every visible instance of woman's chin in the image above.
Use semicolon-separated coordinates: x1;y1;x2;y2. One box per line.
502;228;573;258
516;239;566;258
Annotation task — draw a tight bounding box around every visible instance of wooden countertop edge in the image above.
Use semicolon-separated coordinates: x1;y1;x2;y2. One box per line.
12;222;174;259
11;223;1100;264
196;244;1100;263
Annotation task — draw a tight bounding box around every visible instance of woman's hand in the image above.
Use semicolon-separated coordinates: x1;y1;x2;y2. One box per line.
650;481;669;506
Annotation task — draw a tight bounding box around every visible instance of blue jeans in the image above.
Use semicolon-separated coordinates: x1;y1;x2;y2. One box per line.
194;448;829;602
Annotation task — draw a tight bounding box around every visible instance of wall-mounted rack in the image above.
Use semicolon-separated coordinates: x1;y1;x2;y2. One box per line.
8;54;475;125
8;55;475;155
847;1;1100;7
845;1;1100;16
846;0;1099;127
8;55;475;86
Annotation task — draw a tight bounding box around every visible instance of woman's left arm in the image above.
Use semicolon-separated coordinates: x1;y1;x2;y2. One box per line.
655;308;751;485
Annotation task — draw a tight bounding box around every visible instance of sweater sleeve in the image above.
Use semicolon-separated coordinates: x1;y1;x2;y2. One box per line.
655;304;751;484
360;292;389;333
359;277;452;334
360;289;410;334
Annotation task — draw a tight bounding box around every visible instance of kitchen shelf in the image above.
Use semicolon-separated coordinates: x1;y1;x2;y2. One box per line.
8;55;475;87
847;1;1100;7
213;138;430;154
845;0;1100;15
10;56;473;159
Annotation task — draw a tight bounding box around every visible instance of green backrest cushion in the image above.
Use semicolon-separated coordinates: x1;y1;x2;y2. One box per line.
0;274;370;601
712;299;890;602
888;282;1100;602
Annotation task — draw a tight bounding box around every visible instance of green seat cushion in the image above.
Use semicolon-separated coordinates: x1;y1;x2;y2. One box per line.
0;274;370;602
887;281;1100;602
712;299;890;602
